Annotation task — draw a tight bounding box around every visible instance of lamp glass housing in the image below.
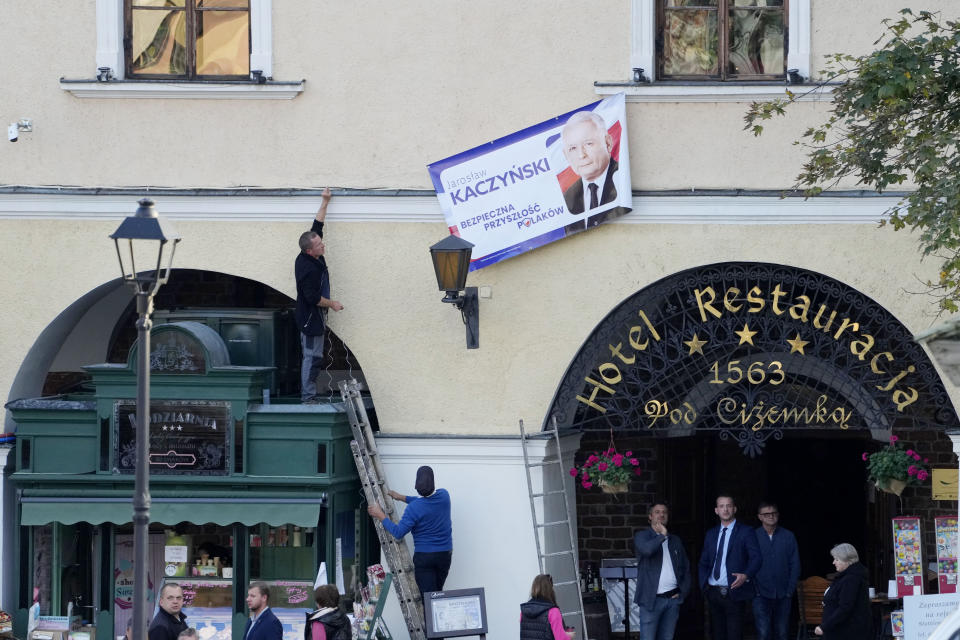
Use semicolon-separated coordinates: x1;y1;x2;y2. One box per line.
429;235;474;292
110;199;181;292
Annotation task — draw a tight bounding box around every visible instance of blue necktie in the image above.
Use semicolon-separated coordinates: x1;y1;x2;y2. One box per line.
713;527;727;580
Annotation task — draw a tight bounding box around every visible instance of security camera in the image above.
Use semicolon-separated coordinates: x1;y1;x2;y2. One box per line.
8;123;17;143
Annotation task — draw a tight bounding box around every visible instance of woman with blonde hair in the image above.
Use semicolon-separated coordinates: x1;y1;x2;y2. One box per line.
814;543;871;639
519;574;574;640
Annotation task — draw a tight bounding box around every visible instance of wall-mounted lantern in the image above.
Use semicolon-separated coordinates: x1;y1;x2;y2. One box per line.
429;235;479;349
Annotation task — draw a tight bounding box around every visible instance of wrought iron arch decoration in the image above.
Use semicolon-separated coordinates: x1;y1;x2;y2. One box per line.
547;262;958;456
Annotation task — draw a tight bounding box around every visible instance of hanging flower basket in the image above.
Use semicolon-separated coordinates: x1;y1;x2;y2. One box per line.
599;479;629;494
876;478;907;496
569;432;642;492
863;434;928;496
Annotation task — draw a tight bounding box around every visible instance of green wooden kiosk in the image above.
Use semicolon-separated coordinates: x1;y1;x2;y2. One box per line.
8;321;370;640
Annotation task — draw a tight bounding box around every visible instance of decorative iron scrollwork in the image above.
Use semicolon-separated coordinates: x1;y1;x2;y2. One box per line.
548;262;957;456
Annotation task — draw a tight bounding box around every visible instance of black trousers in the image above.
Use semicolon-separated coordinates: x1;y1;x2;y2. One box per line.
413;550;452;595
704;586;746;640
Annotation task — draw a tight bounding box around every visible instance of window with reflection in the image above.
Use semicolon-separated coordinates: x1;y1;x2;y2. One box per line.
126;0;250;79
658;0;785;80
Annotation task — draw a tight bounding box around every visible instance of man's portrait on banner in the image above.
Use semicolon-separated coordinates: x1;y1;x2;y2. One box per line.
556;110;622;231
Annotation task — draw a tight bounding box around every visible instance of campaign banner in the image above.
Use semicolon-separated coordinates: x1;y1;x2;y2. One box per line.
428;93;631;271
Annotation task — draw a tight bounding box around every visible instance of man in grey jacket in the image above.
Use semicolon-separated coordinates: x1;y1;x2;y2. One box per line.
633;502;691;640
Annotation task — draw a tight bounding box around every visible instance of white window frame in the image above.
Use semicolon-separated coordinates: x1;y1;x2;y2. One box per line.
607;0;812;102
62;0;302;99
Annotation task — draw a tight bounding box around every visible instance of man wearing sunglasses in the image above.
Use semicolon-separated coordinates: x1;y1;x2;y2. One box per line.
753;502;800;640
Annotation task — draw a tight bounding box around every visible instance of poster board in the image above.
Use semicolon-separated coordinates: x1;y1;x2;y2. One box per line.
936;516;959;593
933;468;958;500
427;93;632;271
893;517;925;597
903;593;960;639
423;588;487;638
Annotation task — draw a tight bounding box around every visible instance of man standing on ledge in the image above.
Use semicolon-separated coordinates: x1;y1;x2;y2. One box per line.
752;501;800;640
634;502;690;640
698;494;760;640
295;187;343;403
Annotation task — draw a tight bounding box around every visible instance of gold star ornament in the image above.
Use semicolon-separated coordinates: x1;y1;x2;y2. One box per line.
684;333;708;355
786;333;809;355
734;323;758;346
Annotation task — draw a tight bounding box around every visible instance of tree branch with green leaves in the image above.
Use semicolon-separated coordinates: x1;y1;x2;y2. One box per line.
745;9;960;312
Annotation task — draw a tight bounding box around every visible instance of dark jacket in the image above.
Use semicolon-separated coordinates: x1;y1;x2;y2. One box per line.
698;521;762;601
519;598;559;640
563;159;619;214
243;607;283;640
633;527;691;609
147;608;188;640
754;526;801;599
295;219;329;336
820;562;871;640
305;607;351;640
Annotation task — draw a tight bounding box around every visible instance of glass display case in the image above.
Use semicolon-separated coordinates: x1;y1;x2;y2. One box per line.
157;579;314;640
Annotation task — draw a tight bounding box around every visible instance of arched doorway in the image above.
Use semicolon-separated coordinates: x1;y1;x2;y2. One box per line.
12;269;369;406
548;262;958;639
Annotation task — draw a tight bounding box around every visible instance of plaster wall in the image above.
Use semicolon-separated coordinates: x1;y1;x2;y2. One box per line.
372;434;582;640
0;208;951;435
1;2;957;190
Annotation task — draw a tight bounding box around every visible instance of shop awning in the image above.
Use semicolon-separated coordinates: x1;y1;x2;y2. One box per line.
20;497;322;527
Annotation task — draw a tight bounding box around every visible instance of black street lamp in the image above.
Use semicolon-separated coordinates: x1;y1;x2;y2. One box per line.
429;235;478;349
110;199;180;639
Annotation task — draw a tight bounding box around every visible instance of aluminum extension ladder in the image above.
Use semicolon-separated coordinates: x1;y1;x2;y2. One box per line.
339;379;427;640
520;417;588;639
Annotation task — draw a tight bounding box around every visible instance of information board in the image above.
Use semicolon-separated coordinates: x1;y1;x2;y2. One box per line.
115;400;231;475
423;588;487;638
903;593;960;639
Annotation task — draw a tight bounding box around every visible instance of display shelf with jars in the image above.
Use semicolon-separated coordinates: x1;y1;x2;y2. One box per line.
248;524;315;580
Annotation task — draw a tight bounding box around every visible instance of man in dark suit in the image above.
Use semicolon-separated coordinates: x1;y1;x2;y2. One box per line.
560;111;619;233
634;502;690;640
698;494;761;640
243;582;283;640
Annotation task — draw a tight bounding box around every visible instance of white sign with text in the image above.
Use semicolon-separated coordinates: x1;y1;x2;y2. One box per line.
904;592;960;639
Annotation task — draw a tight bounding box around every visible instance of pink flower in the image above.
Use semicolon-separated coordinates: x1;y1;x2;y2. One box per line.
918;471;929;481
925;458;930;463
626;451;633;456
613;454;624;467
890;435;899;443
630;458;640;466
634;468;643;476
582;470;589;479
906;449;914;456
584;459;594;468
913;454;921;461
569;468;578;477
587;454;598;464
582;480;593;489
862;452;869;461
598;462;608;472
908;465;917;476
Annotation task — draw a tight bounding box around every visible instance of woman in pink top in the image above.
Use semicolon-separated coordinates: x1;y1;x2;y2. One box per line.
519;574;574;640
